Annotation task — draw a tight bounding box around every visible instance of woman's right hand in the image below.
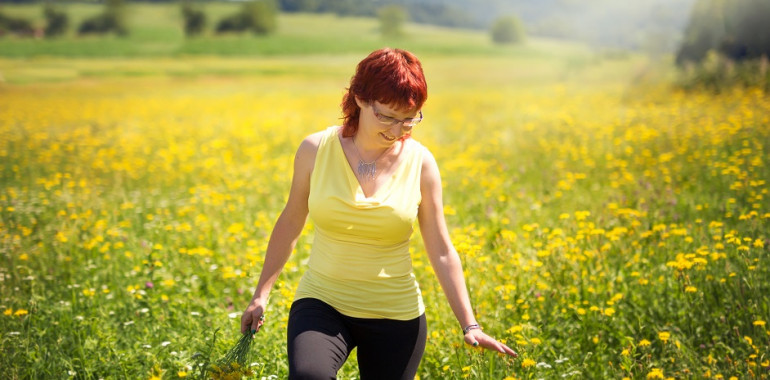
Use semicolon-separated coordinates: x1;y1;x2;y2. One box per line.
240;298;267;336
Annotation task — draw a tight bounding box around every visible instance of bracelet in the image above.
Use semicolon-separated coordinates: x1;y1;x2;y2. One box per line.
462;323;481;335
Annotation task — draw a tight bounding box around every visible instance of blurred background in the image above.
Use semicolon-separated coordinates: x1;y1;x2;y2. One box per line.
0;0;768;89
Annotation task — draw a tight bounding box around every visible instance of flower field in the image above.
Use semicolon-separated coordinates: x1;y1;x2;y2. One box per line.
1;56;769;379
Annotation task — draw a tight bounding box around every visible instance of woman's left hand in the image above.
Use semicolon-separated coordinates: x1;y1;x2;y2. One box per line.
464;329;518;357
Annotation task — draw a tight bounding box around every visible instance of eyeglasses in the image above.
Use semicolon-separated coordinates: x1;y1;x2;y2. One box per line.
372;103;423;131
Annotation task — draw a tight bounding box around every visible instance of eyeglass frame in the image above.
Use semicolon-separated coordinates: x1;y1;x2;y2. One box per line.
371;103;423;131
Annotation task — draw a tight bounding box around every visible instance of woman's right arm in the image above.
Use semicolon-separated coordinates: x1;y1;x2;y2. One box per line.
240;132;321;335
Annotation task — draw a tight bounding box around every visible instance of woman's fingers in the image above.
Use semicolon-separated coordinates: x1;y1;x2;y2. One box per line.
251;314;265;335
240;312;251;334
466;331;518;357
241;304;266;335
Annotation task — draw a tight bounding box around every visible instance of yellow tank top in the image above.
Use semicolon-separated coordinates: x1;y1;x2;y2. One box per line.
294;126;425;320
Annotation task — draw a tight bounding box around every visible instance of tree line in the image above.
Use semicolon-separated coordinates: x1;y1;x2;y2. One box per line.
0;0;525;45
0;0;279;37
676;0;770;92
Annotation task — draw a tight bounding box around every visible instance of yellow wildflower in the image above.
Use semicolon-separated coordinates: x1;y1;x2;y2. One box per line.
521;358;536;368
658;331;670;343
647;368;664;379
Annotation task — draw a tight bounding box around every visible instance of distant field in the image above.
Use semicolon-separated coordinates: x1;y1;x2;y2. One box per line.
0;3;589;58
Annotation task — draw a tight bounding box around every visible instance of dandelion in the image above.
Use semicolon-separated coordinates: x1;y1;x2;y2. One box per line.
647;368;664;379
521;358;536;368
754;320;766;327
685;286;697;293
638;339;651;347
658;331;670;343
603;308;616;317
55;231;68;243
3;308;12;316
14;309;28;316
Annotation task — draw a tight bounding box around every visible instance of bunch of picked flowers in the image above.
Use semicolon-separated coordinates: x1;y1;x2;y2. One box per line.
192;329;256;380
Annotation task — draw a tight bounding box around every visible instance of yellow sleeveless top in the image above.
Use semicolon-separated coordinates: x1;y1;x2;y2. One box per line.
294;126;425;320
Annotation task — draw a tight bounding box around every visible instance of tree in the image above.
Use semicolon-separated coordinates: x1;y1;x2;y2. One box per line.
181;0;206;37
247;0;277;35
78;0;128;36
378;5;407;39
676;0;770;65
490;15;525;45
43;4;69;38
0;11;35;36
216;0;277;35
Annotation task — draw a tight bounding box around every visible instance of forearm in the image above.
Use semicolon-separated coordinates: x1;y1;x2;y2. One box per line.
250;212;304;302
431;248;477;328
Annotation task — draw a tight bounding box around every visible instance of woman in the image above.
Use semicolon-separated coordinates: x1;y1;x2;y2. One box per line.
240;47;517;379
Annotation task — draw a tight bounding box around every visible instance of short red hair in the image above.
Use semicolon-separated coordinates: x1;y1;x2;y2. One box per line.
340;48;428;137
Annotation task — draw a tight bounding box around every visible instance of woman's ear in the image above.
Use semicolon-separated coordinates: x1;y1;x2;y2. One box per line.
354;96;366;109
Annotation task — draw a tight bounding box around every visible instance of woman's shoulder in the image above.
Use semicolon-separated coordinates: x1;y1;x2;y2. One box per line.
296;127;338;159
407;138;434;166
414;140;439;183
299;127;336;149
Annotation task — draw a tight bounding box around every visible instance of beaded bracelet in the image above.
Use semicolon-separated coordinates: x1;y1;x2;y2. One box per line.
462;323;482;335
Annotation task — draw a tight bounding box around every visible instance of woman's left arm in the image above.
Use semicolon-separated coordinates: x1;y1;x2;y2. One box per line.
417;149;517;357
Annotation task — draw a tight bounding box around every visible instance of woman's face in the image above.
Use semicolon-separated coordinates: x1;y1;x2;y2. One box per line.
356;99;422;145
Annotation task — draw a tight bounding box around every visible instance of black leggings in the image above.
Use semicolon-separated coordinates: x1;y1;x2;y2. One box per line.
287;298;427;380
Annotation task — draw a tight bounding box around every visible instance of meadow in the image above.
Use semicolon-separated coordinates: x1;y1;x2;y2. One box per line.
1;5;769;380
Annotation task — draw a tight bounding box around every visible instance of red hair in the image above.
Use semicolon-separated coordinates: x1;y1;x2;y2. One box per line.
340;48;428;137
